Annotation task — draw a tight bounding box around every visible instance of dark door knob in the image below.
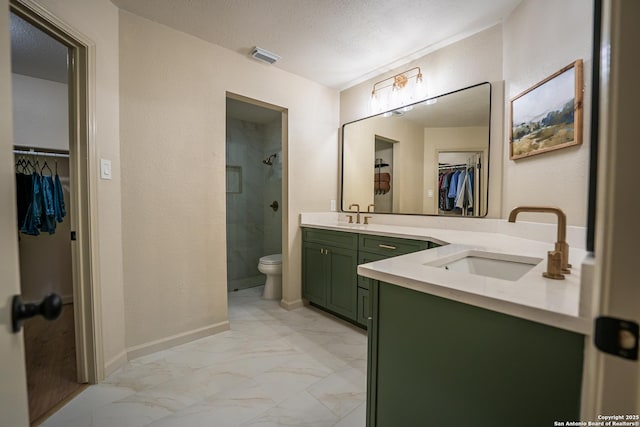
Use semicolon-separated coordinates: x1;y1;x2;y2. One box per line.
12;293;63;333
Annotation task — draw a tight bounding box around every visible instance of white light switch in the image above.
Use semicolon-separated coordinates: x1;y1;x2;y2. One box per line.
100;159;112;180
330;200;337;211
427;189;434;198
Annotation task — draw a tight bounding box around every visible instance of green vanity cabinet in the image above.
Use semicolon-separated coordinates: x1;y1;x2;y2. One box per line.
367;281;584;427
302;227;438;328
356;235;434;327
302;228;358;320
356;287;370;325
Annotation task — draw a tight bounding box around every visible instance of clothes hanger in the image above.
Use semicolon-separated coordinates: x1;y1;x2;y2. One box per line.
41;160;53;176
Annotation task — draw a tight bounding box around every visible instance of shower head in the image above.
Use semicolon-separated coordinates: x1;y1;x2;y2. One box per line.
262;153;277;166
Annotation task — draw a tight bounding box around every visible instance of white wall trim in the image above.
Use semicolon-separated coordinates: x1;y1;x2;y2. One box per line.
103;350;127;377
126;321;230;361
280;298;304;310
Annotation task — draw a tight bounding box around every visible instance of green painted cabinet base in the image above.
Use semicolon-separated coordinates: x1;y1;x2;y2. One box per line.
302;227;437;329
357;287;370;326
368;281;584;427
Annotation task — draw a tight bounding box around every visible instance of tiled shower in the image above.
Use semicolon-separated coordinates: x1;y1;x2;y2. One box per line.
226;100;282;291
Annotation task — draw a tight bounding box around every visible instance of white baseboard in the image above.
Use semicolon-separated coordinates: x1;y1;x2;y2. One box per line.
126;321;230;361
280;298;304;310
104;350;128;377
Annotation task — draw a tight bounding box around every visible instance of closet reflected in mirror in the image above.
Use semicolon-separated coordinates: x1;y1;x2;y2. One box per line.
437;151;485;216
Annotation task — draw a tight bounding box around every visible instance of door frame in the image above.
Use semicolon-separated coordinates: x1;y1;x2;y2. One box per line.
580;0;640;416
224;92;288;304
10;0;103;383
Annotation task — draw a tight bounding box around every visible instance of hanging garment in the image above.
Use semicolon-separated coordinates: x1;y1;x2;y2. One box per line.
21;172;42;236
15;172;32;227
440;172;450;210
54;172;66;223
40;175;57;234
438;173;446;210
455;170;468;209
466;168;474;210
447;171;460;209
374;172;391;194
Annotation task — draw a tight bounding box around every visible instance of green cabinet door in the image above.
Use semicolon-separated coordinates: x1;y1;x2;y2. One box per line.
357;287;370;326
325;246;358;319
368;281;584;427
302;241;327;305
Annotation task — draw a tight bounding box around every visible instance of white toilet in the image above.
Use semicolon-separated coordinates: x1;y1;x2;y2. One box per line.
258;254;282;300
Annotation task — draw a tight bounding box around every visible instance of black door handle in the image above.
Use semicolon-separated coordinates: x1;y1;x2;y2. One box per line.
12;293;63;333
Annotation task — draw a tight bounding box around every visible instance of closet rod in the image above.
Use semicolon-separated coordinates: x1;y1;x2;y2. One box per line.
438;163;468;169
13;149;69;159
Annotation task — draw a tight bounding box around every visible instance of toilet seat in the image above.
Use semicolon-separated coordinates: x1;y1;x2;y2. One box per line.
259;254;282;265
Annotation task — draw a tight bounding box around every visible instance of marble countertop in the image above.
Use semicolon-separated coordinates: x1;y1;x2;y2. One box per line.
300;212;591;335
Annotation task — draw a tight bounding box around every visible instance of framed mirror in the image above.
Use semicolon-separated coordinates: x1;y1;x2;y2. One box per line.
341;82;491;216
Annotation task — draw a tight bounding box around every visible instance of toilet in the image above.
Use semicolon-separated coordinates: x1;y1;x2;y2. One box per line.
258;254;282;299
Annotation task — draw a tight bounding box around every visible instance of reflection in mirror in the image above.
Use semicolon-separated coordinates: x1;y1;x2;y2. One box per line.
341;82;491;216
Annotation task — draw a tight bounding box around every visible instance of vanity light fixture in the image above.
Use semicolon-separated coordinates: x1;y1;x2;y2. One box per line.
250;46;281;64
370;66;427;113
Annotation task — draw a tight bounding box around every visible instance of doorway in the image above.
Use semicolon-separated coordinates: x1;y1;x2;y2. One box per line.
225;94;285;296
9;1;96;424
373;136;396;213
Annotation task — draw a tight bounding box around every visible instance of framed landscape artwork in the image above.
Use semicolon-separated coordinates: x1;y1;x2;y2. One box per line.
510;59;583;160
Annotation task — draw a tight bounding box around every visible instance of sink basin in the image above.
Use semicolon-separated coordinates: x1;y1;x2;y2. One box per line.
426;250;543;281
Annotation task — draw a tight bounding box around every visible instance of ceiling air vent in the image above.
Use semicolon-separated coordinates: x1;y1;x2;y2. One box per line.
250;47;281;65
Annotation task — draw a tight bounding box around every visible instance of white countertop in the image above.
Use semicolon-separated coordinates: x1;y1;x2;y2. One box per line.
300;212;592;335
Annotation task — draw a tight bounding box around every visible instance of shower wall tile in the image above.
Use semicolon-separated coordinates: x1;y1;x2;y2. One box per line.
226;118;277;286
262;120;282;256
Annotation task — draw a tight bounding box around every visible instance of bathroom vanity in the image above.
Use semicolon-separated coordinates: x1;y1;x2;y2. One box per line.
300;212;591;426
301;227;437;327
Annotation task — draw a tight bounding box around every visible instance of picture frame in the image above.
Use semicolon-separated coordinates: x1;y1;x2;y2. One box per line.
509;59;583;160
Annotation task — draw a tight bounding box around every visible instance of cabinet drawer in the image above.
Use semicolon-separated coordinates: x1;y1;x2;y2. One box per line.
303;228;358;250
358;234;430;256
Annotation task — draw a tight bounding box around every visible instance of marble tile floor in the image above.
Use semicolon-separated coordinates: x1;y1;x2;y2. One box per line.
41;286;368;427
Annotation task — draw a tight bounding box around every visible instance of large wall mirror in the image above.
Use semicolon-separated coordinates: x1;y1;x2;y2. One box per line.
342;82;491;216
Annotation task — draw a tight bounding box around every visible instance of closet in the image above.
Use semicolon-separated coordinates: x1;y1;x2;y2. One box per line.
437;152;482;217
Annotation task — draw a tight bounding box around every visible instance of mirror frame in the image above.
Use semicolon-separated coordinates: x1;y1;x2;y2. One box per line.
340;81;492;216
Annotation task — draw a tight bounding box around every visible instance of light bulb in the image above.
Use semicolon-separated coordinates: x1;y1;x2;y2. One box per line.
390;85;401;109
370;91;379;113
415;73;427;99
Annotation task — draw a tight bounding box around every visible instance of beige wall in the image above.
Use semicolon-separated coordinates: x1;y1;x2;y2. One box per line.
502;0;593;226
29;0;127;375
340;25;504;218
12;73;68;151
119;11;339;352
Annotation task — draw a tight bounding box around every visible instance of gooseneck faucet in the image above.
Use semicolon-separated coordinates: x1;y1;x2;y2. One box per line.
508;206;570;280
348;203;361;224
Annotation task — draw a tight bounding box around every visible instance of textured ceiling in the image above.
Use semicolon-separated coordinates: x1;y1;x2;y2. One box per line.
10;12;68;84
111;0;522;90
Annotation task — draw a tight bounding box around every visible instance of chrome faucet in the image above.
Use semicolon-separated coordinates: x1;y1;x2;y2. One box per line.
348;203;361;224
508;206;570;280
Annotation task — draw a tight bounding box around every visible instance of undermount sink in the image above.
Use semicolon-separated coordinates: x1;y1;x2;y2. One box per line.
426;250;543;281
